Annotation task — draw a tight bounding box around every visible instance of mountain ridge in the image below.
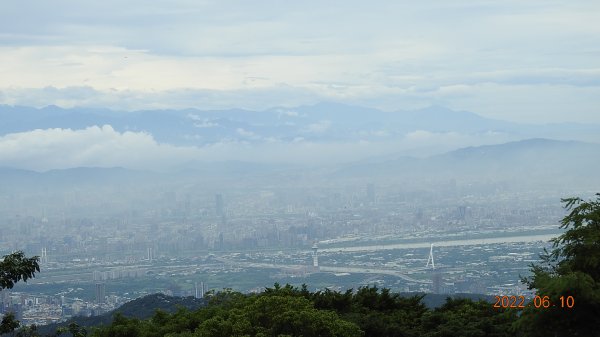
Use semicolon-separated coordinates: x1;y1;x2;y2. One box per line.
2;103;598;147
332;137;600;186
0;138;596;183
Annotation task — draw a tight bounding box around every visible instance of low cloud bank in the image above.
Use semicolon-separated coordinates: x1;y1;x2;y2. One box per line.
0;126;513;171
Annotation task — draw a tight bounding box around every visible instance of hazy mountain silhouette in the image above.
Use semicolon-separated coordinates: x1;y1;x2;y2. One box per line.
334;138;600;187
1;138;597;189
2;103;599;145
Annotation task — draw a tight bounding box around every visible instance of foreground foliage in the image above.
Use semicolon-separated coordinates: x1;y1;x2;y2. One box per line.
0;251;40;291
80;285;516;337
0;251;40;335
518;194;600;336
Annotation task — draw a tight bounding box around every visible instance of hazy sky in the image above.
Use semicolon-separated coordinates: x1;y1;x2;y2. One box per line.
1;1;599;123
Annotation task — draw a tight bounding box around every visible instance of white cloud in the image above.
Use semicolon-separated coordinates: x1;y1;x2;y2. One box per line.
305;120;332;133
0;85;323;111
0;125;198;171
405;130;463;143
236;128;258;138
193;121;219;128
0;125;519;171
277;110;300;118
189;114;219;128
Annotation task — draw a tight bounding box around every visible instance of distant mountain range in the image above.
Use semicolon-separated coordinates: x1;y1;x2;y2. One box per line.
2;103;599;145
334;138;600;185
1;138;598;188
0;166;155;189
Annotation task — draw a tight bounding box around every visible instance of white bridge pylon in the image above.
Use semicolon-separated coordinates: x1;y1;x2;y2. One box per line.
426;243;435;270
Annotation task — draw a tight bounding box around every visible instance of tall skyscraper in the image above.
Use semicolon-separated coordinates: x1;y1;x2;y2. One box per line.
218;232;224;250
41;247;48;264
311;243;319;269
95;283;106;304
215;194;224;216
147;247;154;262
457;205;467;221
195;281;206;299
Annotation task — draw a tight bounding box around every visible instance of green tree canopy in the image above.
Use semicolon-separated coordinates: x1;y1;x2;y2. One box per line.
91;291;362;337
421;297;517;337
0;251;40;290
0;251;39;335
518;194;600;336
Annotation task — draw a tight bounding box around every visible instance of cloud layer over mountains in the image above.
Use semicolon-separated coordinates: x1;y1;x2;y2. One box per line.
0;124;496;171
0;125;199;171
0;103;598;171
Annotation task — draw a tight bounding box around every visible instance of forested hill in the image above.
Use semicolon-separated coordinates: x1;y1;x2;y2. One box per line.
36;290;492;336
36;293;207;336
32;286;508;337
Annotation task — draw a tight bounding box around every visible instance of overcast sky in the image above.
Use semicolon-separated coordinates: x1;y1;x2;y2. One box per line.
1;0;599;124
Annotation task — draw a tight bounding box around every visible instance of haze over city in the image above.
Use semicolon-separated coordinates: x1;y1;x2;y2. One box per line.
0;0;599;334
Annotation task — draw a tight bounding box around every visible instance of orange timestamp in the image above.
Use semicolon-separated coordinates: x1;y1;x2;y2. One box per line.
493;295;575;309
